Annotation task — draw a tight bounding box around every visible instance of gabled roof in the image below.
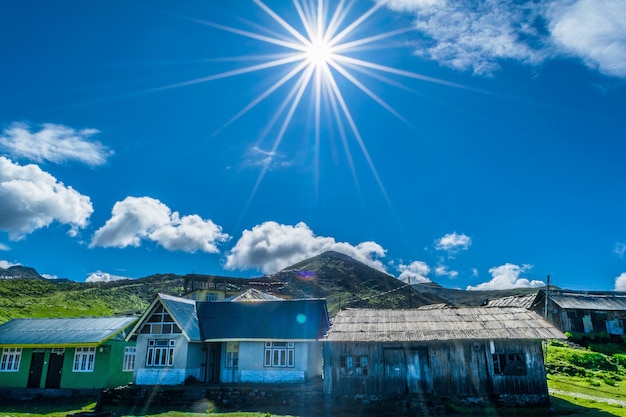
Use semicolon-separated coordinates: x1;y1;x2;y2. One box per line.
325;307;565;342
224;288;284;302
126;293;200;342
485;293;537;309
0;316;138;348
544;290;626;311
197;299;329;341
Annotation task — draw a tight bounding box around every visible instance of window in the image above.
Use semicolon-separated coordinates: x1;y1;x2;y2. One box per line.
226;342;239;368
340;355;368;376
146;340;175;366
139;305;182;335
205;293;218;302
0;348;22;372
123;346;136;371
264;341;294;367
73;347;96;372
492;353;527;376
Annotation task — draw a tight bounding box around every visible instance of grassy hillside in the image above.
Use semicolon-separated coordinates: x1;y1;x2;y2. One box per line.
0;275;184;323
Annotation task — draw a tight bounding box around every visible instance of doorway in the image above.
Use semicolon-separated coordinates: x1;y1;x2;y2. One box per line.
27;351;45;388
45;350;64;388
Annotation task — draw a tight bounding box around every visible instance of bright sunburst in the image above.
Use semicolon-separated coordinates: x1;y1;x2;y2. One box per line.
157;0;472;207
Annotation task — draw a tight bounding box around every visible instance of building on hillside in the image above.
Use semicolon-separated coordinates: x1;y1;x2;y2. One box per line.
322;307;565;405
127;293;330;385
0;317;137;390
531;289;626;335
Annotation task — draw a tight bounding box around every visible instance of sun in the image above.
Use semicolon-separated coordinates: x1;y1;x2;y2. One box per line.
305;38;333;67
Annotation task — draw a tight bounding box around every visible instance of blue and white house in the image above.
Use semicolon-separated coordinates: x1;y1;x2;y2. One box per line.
127;294;330;385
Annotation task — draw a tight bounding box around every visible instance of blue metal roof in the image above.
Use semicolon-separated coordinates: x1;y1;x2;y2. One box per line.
0;316;138;347
159;294;201;341
197;299;329;341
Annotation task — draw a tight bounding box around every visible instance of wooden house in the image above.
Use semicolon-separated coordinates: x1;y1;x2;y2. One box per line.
127;294;330;385
323;307;565;405
0;317;137;389
531;289;626;335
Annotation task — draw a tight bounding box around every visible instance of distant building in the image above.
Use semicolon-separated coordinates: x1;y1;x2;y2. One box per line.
0;317;137;389
323;307;565;405
531;289;626;335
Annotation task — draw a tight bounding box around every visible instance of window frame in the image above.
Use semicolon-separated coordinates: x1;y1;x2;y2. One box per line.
73;347;96;373
122;346;136;372
0;348;22;372
339;355;369;376
264;341;295;368
492;352;527;376
146;339;175;367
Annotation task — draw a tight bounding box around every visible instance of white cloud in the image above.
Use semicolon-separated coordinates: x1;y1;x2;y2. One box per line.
397;260;431;283
0;260;18;269
86;271;130;283
615;242;626;257
548;0;626;78
243;146;292;170
0;243;9;251
90;196;229;253
467;263;544;290
615;273;626;291
225;221;387;274
0;157;93;239
435;232;472;252
0;122;112;166
378;0;626;78
434;265;458;279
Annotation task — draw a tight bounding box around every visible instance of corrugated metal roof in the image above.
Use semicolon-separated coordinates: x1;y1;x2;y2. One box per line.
324;307;565;342
549;291;626;311
485;293;538;309
224;288;284;302
197;299;329;341
0;316;138;347
159;294;201;341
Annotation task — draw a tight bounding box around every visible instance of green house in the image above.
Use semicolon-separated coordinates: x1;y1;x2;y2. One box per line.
0;317;138;389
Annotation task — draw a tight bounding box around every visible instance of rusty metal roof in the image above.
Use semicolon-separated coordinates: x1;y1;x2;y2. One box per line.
325;307;565;342
549;291;626;311
0;316;138;347
485;293;538;309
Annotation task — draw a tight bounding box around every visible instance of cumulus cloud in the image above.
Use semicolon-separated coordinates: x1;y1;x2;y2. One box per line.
466;263;544;290
0;260;17;269
225;221;387;274
0;157;93;239
397;260;431;283
434;265;458;279
548;0;626;78
615;273;626;291
378;0;626;78
0;122;112;166
435;232;472;252
90;196;229;253
86;271;130;283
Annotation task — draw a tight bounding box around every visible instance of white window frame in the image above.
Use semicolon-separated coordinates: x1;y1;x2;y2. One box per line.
123;346;136;372
264;341;295;368
73;347;96;372
146;339;175;367
0;348;22;372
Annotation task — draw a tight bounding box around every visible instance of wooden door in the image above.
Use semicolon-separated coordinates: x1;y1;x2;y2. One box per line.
383;348;407;394
27;351;45;388
45;351;64;388
406;348;431;394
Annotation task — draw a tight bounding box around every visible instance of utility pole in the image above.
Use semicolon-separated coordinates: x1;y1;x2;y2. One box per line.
408;275;412;309
544;275;550;321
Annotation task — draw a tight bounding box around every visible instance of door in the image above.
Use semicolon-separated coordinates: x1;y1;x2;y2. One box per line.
406;348;431;394
27;351;45;388
383;348;407;394
45;351;64;388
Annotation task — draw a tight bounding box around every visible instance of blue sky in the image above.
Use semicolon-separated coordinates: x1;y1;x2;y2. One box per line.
1;0;625;291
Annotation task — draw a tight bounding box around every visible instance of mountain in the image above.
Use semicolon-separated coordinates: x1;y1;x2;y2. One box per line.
257;251;447;314
0;265;44;280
